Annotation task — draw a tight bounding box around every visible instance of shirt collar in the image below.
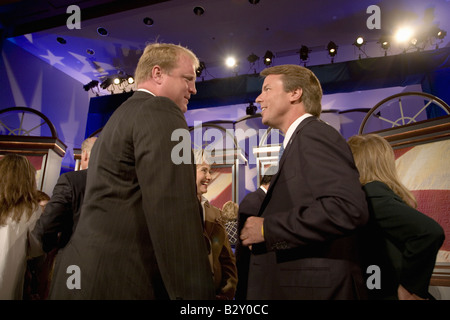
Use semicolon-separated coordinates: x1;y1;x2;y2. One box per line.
137;88;156;96
260;185;268;194
283;113;313;148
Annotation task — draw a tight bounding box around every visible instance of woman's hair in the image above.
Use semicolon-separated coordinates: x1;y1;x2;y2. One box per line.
221;201;238;222
260;64;323;117
134;42;200;86
347;134;417;208
0;154;39;226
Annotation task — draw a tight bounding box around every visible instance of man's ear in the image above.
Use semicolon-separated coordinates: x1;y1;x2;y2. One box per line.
290;88;303;103
81;150;88;162
152;65;164;84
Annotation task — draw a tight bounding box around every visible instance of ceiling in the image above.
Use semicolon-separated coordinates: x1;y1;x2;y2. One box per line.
1;0;450;92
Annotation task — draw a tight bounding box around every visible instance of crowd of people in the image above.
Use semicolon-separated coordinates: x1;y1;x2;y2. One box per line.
0;42;445;300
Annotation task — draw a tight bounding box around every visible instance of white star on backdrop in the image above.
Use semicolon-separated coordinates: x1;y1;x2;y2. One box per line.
40;50;65;66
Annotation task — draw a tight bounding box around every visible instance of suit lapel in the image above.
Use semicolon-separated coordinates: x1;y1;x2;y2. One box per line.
257;116;317;217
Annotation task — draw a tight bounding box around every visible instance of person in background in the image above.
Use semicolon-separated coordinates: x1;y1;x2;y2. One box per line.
49;42;214;300
32;137;97;253
221;200;239;249
235;173;272;300
23;190;50;300
347;133;445;300
36;191;50;212
29;137;97;299
240;64;369;300
0;154;43;299
194;149;238;300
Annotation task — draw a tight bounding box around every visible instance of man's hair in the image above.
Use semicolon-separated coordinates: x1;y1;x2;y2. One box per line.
81;137;97;157
260;64;322;117
134;42;200;85
260;174;272;186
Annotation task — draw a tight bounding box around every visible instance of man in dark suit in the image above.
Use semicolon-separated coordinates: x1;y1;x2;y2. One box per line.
32;137;97;253
240;65;369;299
235;173;271;300
49;43;215;300
29;137;96;299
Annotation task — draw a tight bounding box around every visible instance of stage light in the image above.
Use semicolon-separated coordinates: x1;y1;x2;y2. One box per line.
436;28;447;40
225;57;237;68
354;36;365;48
100;78;112;89
83;80;99;91
247;53;259;64
327;41;338;57
196;61;205;77
246;102;257;115
395;27;414;43
97;27;108;36
127;75;135;84
378;36;391;56
299;45;310;62
263;51;274;66
143;17;154;26
56;37;66;44
113;77;121;85
193;6;205;16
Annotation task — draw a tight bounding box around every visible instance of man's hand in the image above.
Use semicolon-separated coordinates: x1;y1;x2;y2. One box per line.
240;216;265;247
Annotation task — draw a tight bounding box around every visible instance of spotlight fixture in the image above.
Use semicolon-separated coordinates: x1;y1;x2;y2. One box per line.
143;17;154;26
327;41;338;57
225;57;237;68
196;61;205;77
193;6;205;16
378;36;390;56
97;27;108;36
249;0;260;4
263;50;274;66
83;80;99;91
299;45;310;63
247;53;259;64
100;78;113;89
436;28;447;40
113;77;122;85
394;27;414;43
56;37;66;44
246;102;258;115
126;75;135;84
354;36;365;48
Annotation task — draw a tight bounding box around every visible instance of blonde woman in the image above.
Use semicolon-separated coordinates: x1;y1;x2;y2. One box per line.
194;149;238;300
348;134;444;300
0;154;43;299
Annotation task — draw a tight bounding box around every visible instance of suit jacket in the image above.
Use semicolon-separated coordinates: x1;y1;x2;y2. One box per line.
49;91;215;300
32;169;87;253
247;116;369;300
360;181;445;299
235;187;266;300
203;200;238;299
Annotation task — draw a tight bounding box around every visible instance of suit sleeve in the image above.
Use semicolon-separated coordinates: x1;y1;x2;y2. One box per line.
264;122;369;248
365;182;445;298
132;97;214;299
31;174;74;252
218;225;238;299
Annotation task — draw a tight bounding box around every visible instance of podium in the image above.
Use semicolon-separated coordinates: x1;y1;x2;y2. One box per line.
0;107;67;196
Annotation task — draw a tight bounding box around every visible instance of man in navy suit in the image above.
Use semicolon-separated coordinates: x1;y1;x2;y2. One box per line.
240;65;369;300
49;43;215;300
32;137;97;253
